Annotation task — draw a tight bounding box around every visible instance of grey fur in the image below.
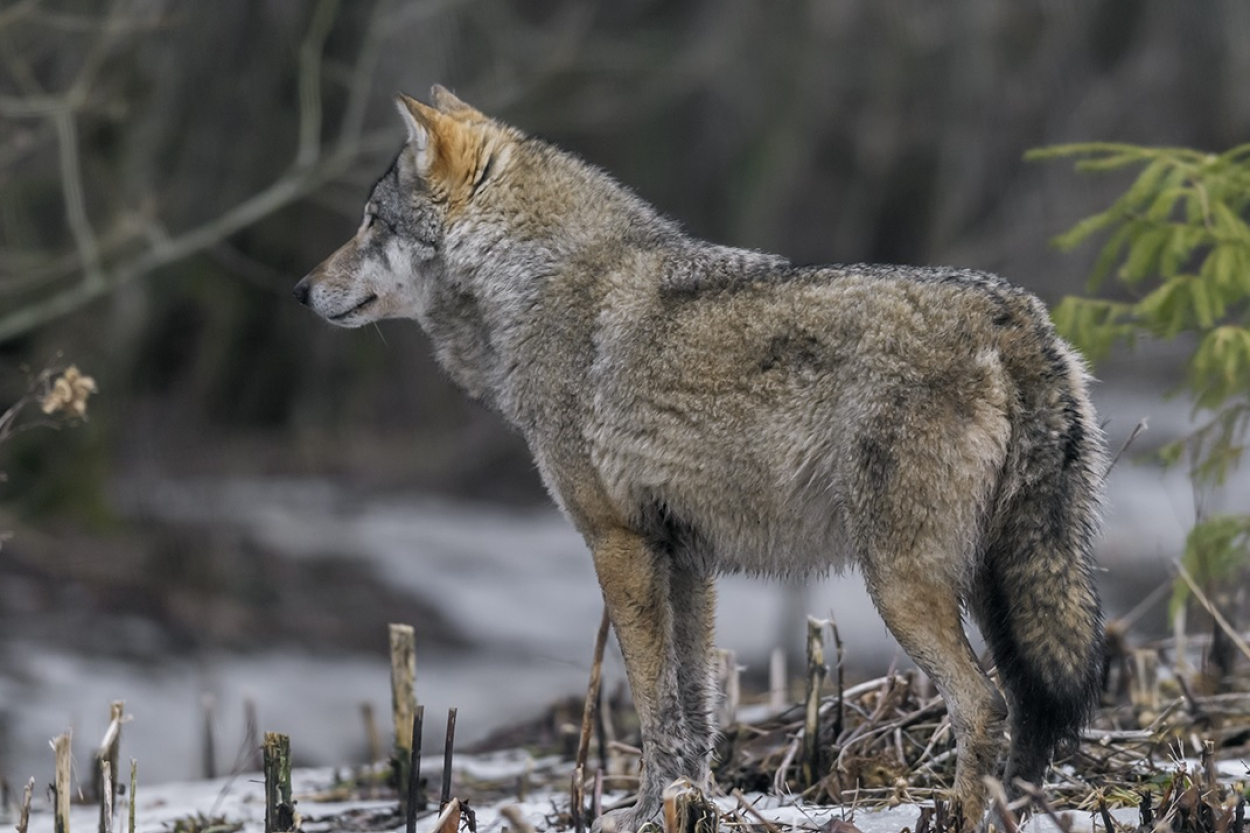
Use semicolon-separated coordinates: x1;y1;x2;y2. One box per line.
295;88;1106;831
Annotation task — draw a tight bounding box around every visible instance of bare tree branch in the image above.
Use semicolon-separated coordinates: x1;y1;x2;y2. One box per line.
335;0;391;155
0;134;388;342
297;0;340;168
0;0;42;33
0;0;405;343
53;107;102;289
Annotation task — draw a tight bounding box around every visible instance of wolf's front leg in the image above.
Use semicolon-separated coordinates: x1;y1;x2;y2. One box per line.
590;529;708;832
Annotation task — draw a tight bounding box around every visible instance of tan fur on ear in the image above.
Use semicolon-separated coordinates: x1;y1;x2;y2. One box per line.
430;84;487;121
394;91;490;209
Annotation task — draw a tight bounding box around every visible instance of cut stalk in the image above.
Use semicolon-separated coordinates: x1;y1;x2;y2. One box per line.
802;617;828;788
262;732;295;833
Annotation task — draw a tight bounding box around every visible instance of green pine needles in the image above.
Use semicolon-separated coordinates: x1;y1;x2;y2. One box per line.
1028;141;1250;620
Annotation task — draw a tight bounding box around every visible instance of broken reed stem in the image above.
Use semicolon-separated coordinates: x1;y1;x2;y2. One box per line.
433;797;461;833
390;623;418;815
441;708;457;810
983;777;1020;833
802;617;828;788
18;777;34;833
244;698;262;773
97;700;123;833
1175;561;1250;664
361;702;381;766
128;762;136;833
406;704;426;833
99;762;113;833
663;778;719;833
573;608;611;831
54;731;71;833
1015;779;1074;833
1130;649;1160;712
201;694;216;780
831;619;845;740
1107;418;1148;474
263;732;295;833
1097;794;1115;833
571;765;585;833
577;607;611;774
594;685;609;777
499;806;537;833
768;648;787;714
732;790;784;833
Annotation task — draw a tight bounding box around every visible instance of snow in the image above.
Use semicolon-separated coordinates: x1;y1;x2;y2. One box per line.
7;750;1213;833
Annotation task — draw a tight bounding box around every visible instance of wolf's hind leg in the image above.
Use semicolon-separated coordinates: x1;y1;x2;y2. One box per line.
861;559;1007;828
670;567;717;780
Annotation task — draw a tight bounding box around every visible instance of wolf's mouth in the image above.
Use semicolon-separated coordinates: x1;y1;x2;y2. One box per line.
330;294;378;320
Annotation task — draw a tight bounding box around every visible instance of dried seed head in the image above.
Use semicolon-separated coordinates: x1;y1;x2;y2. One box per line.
41;365;96;418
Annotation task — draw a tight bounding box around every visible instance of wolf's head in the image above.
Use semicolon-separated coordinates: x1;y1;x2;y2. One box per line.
294;86;519;327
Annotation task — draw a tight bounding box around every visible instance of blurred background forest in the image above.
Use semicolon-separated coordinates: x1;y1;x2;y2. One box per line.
2;0;1249;785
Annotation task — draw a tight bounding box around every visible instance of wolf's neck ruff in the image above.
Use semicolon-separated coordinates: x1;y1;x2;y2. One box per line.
296;86;1106;833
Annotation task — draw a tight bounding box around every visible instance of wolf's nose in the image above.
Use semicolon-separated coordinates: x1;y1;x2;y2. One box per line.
293;277;311;306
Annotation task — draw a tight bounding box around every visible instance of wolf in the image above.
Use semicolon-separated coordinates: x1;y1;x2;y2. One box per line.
294;86;1106;830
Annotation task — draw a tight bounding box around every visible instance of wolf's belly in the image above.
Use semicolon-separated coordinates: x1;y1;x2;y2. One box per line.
590;420;854;577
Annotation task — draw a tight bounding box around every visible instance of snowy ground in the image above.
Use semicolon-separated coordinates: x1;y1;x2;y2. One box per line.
13;748;1238;833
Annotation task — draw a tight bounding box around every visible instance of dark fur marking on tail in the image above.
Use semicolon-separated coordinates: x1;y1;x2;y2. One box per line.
978;558;1103;786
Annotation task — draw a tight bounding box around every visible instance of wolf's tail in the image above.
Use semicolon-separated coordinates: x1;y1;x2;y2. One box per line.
971;353;1106;789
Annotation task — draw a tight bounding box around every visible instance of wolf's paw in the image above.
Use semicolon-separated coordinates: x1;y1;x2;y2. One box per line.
592;806;658;833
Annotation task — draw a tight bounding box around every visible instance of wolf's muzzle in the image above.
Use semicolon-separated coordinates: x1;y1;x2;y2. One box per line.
292;276;312;306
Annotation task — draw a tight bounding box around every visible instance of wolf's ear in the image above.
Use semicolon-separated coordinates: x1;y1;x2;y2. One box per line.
430;84;486;120
394;91;490;202
395;93;442;175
